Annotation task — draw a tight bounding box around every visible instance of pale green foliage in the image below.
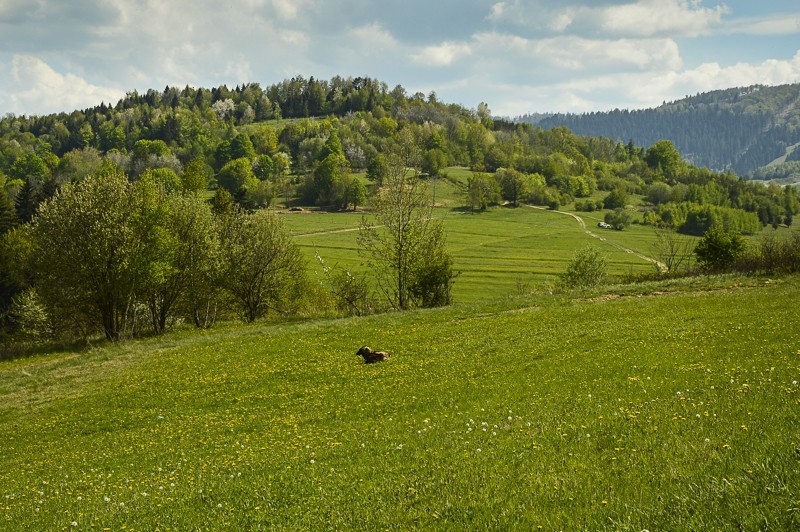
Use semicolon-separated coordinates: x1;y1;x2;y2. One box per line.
5;287;52;344
316;255;372;316
181;158;209;194
219;209;306;322
217;157;257;196
31;162;141;339
466;172;501;211
358;155;455;310
560;246;607;288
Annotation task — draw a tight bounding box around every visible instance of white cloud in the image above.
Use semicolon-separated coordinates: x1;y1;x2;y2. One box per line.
722;14;800;36
472;32;682;72
489;0;730;37
485;50;800;115
591;0;729;37
412;42;472;67
0;55;124;115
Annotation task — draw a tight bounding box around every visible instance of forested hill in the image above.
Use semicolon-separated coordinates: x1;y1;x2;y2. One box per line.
518;84;800;178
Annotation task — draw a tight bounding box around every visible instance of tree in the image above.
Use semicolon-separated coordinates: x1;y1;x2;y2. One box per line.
645;140;682;180
212;187;234;217
466;172;501;211
366;153;388;186
140;193;220;333
495;168;533;207
30;163;140;340
603;187;629;209
181;158;209;194
313;153;349;206
421;148;447;178
253;154;274;181
217;157;257;197
560;246;607;288
58;148;104;182
694;227;746;273
230;132;256;160
604;208;633;230
344;177;367;211
650;229;693;274
218;209;306;322
9;153;49;183
645;182;672;205
358;154;455;310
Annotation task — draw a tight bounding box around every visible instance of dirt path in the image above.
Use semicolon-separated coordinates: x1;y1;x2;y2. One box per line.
528;205;667;272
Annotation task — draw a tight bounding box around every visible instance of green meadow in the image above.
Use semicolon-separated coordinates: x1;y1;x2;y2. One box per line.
1;275;799;529
2;168;800;529
286;171;664;304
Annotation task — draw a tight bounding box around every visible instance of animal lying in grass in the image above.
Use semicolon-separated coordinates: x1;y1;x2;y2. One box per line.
356;346;391;363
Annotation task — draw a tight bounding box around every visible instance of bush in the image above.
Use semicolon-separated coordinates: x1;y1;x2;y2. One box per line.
4;287;52;345
605;208;633;230
694;227;747;273
560;246;607;288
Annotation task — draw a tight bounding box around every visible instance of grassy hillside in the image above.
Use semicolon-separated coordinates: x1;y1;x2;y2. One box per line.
1;275;798;529
286;173;665;304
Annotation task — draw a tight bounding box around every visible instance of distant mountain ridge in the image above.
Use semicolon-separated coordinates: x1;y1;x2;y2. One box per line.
517;83;800;178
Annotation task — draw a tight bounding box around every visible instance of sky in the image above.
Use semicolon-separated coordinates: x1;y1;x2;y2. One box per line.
1;0;799;117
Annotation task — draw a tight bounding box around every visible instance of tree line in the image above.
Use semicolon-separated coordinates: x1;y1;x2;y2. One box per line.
524;83;800;176
1;76;799;349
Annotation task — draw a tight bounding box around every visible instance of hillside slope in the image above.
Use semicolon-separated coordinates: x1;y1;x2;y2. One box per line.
521;84;800;177
1;276;798;529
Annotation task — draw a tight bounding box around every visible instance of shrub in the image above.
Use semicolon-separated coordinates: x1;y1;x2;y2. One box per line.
560;246;607;288
605;208;633;230
694;227;747;273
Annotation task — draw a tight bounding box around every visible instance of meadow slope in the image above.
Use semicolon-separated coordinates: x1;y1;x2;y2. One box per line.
1;275;799;529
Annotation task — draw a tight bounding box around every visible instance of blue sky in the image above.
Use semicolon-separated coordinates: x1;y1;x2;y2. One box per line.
1;0;798;117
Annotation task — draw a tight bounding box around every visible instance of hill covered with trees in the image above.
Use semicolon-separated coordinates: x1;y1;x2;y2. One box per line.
0;76;798;347
519;83;800;179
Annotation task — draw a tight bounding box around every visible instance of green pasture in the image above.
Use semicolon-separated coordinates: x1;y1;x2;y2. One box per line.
284;203;663;304
2;275;798;529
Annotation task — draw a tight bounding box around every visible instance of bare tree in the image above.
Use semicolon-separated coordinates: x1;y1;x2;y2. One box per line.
651;229;694;273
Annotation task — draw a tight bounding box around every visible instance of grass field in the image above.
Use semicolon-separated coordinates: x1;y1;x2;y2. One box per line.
283;171;668;303
1;275;799;529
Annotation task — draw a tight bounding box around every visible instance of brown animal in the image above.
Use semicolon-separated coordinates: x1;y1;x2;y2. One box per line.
357;345;391;363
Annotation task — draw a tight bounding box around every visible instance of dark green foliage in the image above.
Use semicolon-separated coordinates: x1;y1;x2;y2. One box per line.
532;83;800;175
230;133;256;160
212;187;234;217
366;153;388;185
605;208;633;230
694;227;747;272
603;187;629;209
0;187;19;234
